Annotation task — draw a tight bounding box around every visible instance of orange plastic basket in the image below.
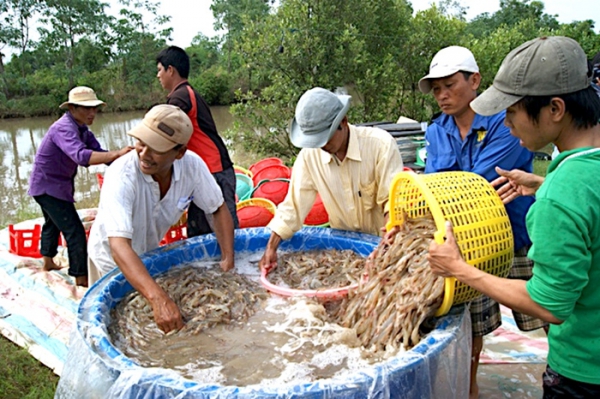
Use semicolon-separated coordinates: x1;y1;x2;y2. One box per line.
236;198;277;228
304;193;329;226
386;171;514;316
251;179;290;205
249;157;284;176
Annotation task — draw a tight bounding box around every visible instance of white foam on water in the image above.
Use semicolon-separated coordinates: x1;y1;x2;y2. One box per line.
174;361;226;385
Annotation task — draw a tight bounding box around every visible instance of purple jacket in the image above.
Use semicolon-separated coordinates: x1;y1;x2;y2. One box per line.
28;112;105;202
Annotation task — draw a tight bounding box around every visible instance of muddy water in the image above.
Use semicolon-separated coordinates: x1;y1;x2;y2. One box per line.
108;254;376;387
0;106;237;228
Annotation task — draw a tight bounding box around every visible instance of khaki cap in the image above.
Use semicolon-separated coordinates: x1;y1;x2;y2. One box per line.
289;87;351;149
59;86;106;109
127;104;193;152
471;36;590;116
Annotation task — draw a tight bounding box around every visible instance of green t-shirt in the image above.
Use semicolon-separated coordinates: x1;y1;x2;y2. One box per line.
526;147;600;384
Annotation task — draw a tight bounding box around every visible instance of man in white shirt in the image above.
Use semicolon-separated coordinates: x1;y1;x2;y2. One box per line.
87;104;234;333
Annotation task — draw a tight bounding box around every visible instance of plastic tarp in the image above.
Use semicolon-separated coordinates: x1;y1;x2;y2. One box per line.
55;227;470;399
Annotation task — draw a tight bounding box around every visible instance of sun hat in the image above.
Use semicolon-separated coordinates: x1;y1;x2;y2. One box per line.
289;87;351;148
471;36;590;116
127;104;193;152
59;86;107;109
419;46;480;94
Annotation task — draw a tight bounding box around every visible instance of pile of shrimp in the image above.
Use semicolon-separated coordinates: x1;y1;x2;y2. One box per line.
332;215;444;351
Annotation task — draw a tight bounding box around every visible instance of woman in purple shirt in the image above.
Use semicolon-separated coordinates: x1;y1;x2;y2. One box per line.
28;86;133;287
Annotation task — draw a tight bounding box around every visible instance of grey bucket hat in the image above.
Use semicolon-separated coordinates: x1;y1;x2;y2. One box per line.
471;36;590;116
289;88;352;148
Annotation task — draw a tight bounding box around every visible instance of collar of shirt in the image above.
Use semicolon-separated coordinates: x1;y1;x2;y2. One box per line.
134;151;183;184
65;111;89;134
433;111;500;140
167;80;189;98
319;124;362;164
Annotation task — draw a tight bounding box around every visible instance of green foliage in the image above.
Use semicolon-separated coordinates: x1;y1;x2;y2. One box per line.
189;66;233;105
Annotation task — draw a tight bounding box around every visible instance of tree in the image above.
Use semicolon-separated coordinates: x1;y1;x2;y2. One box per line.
211;0;272;71
229;0;415;158
108;0;172;87
466;0;559;38
0;0;41;95
38;0;111;87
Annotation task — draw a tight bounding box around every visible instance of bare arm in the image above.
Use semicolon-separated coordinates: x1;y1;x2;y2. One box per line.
428;221;562;324
109;236;184;333
211;203;235;272
88;146;134;166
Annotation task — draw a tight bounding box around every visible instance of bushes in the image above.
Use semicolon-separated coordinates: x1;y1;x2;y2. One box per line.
189;67;233;106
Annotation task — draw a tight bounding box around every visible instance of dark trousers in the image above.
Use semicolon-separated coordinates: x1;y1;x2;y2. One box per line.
33;194;87;277
187;167;239;237
543;365;600;398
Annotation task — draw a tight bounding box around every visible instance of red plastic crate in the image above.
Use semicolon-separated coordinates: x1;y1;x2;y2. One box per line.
160;224;187;246
8;224;42;258
96;173;104;189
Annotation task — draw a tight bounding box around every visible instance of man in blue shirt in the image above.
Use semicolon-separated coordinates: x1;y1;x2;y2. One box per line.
418;46;546;399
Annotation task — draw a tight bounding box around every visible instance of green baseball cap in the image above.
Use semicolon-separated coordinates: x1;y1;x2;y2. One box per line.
471;36;590;116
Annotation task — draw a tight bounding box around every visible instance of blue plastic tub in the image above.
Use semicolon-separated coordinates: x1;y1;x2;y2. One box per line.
56;227;470;399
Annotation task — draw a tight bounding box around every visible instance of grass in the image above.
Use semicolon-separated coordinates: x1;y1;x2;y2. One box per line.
0;336;58;398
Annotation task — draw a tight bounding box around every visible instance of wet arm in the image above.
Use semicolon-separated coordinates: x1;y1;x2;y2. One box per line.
109;236;183;332
211;203;235;272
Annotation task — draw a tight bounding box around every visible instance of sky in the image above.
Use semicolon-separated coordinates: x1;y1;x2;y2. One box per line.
152;0;599;49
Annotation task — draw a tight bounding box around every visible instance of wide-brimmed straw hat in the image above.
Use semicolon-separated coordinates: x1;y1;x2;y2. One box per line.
289;87;352;149
59;86;106;109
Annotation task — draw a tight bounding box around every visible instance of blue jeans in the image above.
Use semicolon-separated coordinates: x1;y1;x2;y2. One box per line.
543;365;600;398
187;167;239;237
33;194;87;277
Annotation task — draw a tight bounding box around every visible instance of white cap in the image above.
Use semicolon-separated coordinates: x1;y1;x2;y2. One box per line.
418;46;479;94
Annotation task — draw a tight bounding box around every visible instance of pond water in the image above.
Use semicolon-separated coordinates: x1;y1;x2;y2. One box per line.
0;106;243;228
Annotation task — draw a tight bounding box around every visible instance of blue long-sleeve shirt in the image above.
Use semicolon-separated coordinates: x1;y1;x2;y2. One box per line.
425;111;534;251
28;112;105;202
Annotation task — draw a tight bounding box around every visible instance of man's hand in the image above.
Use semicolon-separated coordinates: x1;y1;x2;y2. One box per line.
149;292;184;334
118;145;135;157
259;248;278;273
219;256;234;272
428;221;466;277
490;166;544;204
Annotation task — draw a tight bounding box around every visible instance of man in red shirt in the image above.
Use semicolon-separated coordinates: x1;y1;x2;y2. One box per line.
156;46;239;236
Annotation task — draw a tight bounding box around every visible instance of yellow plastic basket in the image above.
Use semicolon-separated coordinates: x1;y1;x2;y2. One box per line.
234;165;254;178
386;171;514;316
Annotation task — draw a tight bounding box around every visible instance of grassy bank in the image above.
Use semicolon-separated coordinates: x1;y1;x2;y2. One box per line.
0;336;58;398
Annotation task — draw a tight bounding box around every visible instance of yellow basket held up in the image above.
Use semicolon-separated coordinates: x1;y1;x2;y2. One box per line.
386;171;514;316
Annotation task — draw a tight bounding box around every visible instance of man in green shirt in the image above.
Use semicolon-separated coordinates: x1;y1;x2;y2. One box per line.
428;36;600;398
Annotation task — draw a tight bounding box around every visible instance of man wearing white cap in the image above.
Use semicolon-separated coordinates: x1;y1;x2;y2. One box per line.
259;87;403;270
87;104;235;333
429;36;600;398
419;46;546;399
29;86;133;287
